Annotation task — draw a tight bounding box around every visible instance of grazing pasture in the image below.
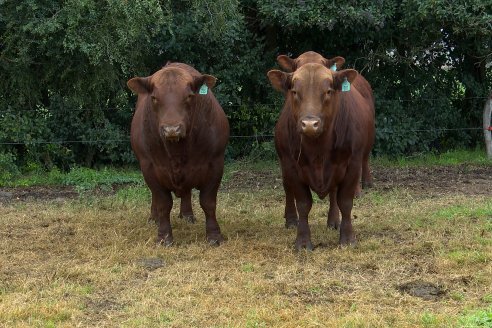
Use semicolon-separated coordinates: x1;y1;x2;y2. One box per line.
0;155;491;327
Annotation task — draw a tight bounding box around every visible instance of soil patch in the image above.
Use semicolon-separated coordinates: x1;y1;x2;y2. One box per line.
373;164;492;196
398;280;447;301
222;164;491;196
1;164;490;202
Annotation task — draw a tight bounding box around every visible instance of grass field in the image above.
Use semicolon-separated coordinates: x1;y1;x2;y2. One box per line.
1;151;491;327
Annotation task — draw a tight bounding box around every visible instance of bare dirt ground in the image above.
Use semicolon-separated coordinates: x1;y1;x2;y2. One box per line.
1;164;490;203
223;164;492;196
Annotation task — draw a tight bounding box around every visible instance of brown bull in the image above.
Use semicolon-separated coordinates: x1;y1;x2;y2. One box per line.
268;63;374;249
275;51;375;233
127;62;229;246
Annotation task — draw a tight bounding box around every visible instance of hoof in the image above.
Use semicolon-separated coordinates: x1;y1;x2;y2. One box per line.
207;233;224;246
327;219;340;230
179;213;196;224
285;218;298;229
339;235;356;247
156;234;174;247
295;238;314;251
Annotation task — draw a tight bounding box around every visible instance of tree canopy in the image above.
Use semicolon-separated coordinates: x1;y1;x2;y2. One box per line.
0;0;491;173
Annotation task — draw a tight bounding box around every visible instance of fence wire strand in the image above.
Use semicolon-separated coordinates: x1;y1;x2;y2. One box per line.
1;97;490;145
0;128;487;145
0;96;489;113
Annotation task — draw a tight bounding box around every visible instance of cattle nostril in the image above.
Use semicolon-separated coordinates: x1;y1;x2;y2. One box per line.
162;125;183;138
301;120;320;130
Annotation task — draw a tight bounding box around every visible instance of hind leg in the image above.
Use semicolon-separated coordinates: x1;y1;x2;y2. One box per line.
327;190;340;229
361;153;373;189
179;190;196;223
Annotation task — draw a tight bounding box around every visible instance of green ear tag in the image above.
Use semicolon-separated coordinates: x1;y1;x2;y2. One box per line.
330;64;337;72
341;77;350;92
199;84;208;95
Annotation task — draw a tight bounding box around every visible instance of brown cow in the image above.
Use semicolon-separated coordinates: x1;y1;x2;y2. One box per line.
127;62;229;246
275;51;375;232
267;63;374;249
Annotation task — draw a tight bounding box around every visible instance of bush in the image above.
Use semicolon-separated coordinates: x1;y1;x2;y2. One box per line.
0;152;20;184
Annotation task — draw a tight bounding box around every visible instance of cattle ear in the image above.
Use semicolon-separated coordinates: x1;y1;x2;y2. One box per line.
191;74;217;93
127;77;151;94
325;56;345;71
277;55;296;72
202;74;217;88
267;70;292;93
333;69;358;90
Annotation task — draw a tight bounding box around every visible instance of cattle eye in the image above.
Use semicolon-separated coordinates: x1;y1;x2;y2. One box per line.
291;90;297;96
151;96;158;104
326;89;333;96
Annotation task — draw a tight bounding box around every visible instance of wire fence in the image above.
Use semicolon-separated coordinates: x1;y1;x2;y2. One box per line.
0;96;489;114
1;96;490;145
0;128;489;145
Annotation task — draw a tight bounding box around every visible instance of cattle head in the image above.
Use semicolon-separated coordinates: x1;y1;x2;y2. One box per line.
127;68;216;142
277;51;345;73
268;63;358;138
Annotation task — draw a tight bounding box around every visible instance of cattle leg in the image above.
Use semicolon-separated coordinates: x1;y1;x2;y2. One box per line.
199;187;224;246
179;190;196;223
327;190;340;229
337;179;358;246
155;189;174;246
280;161;298;228
283;183;298;228
294;185;313;251
148;193;158;224
361;155;373;189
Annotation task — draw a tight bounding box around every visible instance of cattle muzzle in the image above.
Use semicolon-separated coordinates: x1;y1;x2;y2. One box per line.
300;115;323;138
160;124;186;142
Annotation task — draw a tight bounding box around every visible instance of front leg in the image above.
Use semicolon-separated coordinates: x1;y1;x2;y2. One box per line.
179;189;196;223
154;188;174;246
294;184;314;251
199;185;224;246
337;165;360;245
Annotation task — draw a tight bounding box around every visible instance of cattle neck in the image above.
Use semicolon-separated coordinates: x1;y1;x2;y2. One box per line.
297;127;333;159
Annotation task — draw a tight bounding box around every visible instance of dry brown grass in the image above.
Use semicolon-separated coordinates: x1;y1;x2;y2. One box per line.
1;171;491;327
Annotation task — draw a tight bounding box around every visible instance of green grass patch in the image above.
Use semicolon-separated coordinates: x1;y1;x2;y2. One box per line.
373;148;491;167
458;306;492;327
432;201;492;220
1;166;144;191
445;250;489;265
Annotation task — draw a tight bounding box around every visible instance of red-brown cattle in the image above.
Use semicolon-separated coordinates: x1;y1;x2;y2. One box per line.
127;62;229;246
267;63;374;249
278;51;374;105
275;51;375;233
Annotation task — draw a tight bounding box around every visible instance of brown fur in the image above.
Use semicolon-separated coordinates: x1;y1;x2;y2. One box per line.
275;52;375;237
267;63;374;249
127;62;229;246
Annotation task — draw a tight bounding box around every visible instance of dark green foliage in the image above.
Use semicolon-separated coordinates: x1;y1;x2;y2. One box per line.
0;0;491;172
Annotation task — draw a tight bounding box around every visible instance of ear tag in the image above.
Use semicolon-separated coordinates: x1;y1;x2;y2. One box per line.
341;77;350;92
199;84;208;95
330;64;337;71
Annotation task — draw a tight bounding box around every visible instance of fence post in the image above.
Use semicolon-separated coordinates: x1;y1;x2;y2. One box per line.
484;92;492;159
